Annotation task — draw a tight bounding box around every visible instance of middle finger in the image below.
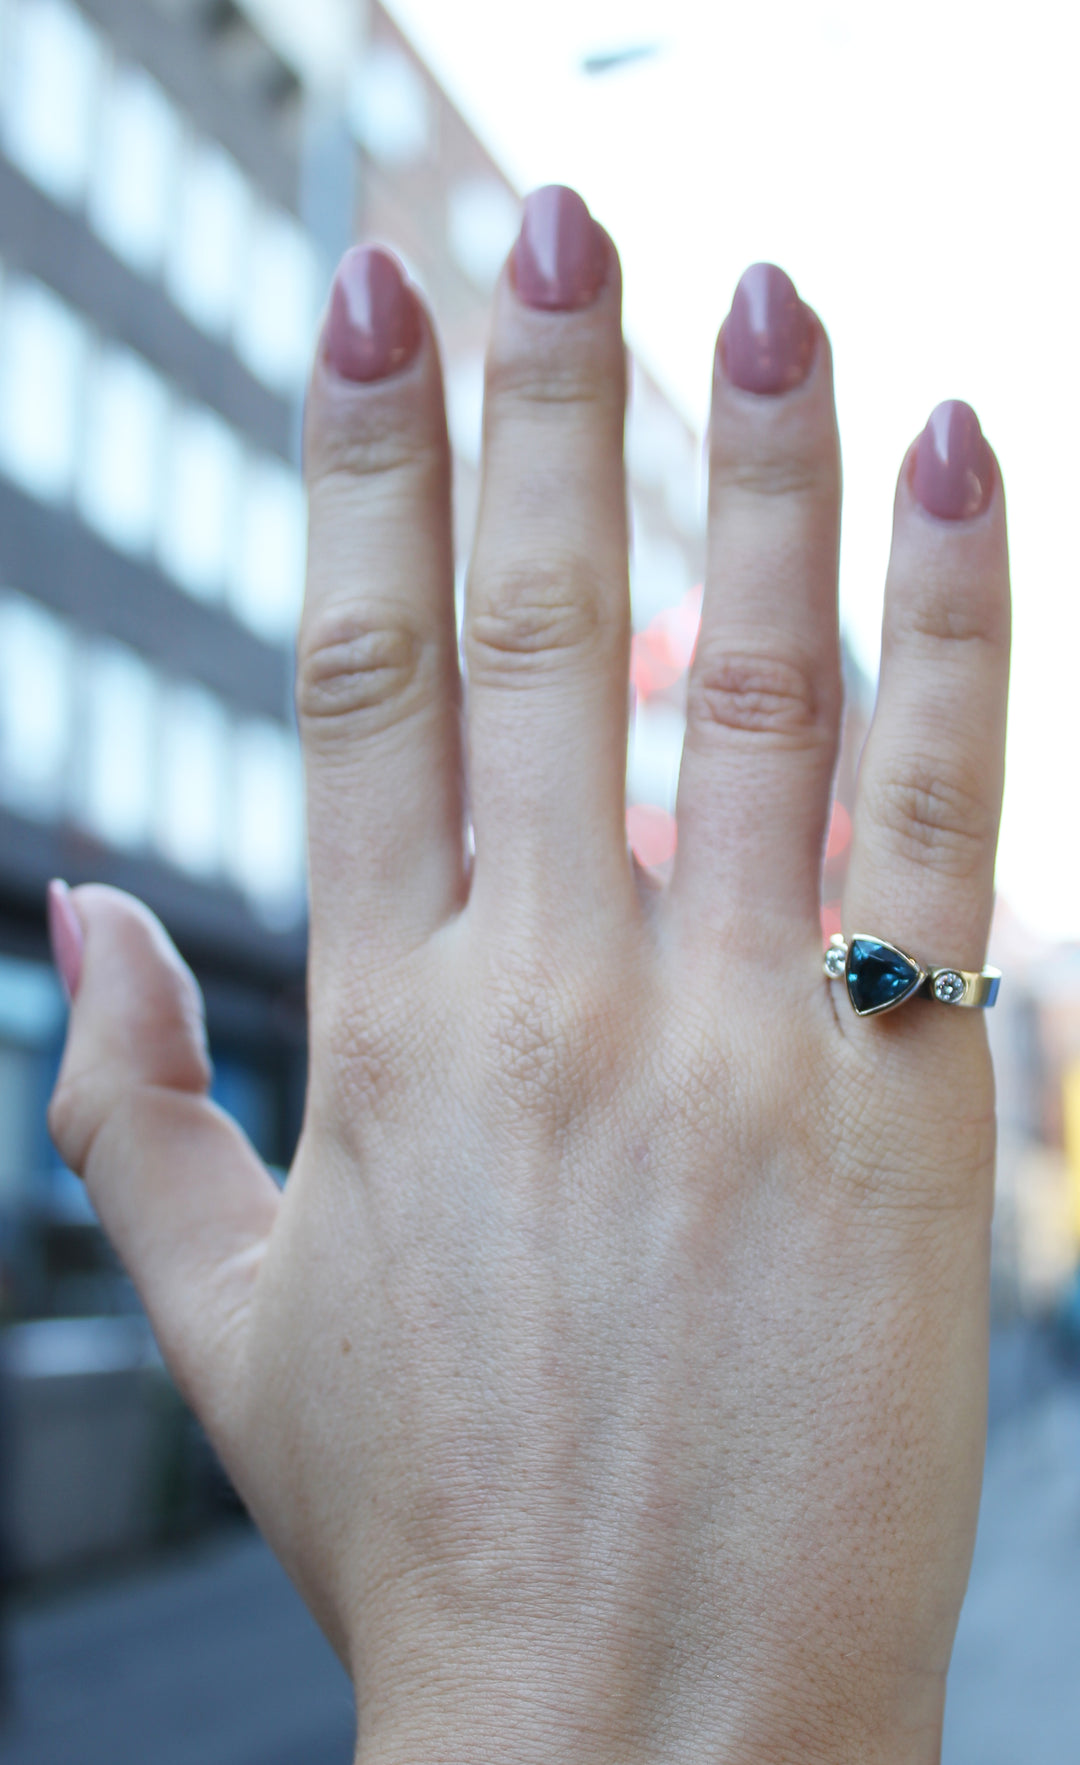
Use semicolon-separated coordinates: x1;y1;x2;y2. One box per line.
464;187;636;930
672;264;843;955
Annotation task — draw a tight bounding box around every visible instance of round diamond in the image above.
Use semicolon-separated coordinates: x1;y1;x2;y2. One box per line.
933;970;965;1004
824;945;847;979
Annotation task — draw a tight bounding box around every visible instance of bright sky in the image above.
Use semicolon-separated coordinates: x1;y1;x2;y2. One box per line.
383;0;1079;941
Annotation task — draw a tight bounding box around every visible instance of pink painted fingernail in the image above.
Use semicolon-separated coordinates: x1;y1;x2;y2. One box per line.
47;880;83;1004
912;400;993;519
323;246;421;382
722;263;814;394
512;186;607;311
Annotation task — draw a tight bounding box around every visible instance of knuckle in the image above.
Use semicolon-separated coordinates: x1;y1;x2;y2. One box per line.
466;560;608;680
482;950;614;1126
320;1017;402;1119
489;980;563;1102
487;981;596;1115
686;648;825;745
47;983;211;1180
888;579;1009;650
314;979;426;1124
710;439;835;503
153;962;214;1089
46;1076;84;1174
296;615;428;731
46;1068;119;1181
307;388;448;492
871;760;995;876
485;339;625;417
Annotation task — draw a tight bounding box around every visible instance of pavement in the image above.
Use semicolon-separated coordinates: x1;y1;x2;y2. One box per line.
0;1329;1077;1765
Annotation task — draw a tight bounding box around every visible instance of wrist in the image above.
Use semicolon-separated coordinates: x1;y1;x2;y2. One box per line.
350;1669;945;1765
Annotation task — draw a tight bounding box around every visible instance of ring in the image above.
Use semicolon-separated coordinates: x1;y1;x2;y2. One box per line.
823;933;1001;1018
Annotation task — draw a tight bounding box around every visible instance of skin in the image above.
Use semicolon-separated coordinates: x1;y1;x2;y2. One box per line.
48;216;1010;1765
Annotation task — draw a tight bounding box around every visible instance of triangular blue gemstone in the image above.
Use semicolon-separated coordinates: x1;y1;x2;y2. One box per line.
846;938;922;1016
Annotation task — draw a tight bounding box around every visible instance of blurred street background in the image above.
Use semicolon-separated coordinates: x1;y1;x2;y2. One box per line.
0;1;1078;1760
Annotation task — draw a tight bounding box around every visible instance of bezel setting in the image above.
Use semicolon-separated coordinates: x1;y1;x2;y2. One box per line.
823;941;847;980
844;934;926;1017
930;969;966;1005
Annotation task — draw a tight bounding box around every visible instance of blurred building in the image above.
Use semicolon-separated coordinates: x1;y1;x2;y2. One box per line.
0;0;344;1319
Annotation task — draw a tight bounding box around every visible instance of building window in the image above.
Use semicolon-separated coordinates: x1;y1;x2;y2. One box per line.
0;956;64;1047
87;61;180;277
0;1037;48;1208
0;591;74;819
154;682;228;878
0;275;86;503
166;136;251;339
446;178;519;290
229;455;306;642
79;639;157;850
158;403;240;604
235;205;321;393
78;342;169;556
226;720;304;922
1;0;104;206
348;44;430;165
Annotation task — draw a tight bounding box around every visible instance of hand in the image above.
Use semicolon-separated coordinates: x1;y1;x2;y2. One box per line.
48;187;1010;1765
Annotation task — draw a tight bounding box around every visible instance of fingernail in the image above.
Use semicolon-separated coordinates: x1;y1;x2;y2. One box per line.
323;246;421;382
512;186;607;312
722;263;814;394
912;400;993;519
47;880;83;1004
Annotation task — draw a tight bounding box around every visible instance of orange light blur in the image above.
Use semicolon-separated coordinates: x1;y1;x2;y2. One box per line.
630;586;703;700
825;800;852;862
627;803;678;869
821;900;843;943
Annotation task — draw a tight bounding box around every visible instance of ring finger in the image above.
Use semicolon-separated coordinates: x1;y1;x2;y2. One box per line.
842;401;1010;1010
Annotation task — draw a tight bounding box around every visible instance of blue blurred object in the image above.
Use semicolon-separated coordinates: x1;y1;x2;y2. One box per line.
1055;1264;1080;1359
210;1057;276;1163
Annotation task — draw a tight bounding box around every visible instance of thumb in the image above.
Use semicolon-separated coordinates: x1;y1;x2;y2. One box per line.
46;882;281;1442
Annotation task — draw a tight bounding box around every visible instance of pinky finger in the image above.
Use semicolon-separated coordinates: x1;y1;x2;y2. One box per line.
843;402;1010;982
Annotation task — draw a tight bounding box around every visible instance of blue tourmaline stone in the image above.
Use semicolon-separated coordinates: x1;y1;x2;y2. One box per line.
846;938;921;1016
